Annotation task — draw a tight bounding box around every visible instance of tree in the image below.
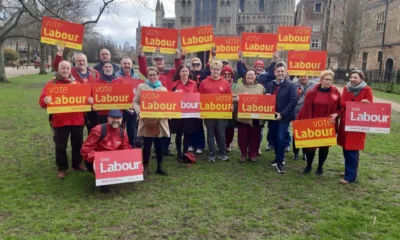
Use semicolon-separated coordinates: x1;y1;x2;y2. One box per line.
4;48;19;62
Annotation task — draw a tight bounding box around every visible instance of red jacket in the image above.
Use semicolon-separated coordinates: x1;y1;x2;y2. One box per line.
199;76;232;94
171;79;199;93
337;86;373;150
39;79;85;128
138;55;182;91
80;124;132;163
53;55;99;84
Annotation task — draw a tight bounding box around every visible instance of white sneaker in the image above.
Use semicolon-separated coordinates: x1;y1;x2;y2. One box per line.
195;149;203;154
188;146;194;152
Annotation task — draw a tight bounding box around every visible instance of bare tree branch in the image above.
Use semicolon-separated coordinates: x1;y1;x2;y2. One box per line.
81;0;114;25
16;0;41;21
0;9;25;39
36;0;66;20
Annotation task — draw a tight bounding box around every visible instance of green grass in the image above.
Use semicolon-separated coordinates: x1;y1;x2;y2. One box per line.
1;74;400;239
372;91;400;104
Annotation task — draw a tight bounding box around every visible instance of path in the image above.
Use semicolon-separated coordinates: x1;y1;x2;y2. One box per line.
5;66;48;78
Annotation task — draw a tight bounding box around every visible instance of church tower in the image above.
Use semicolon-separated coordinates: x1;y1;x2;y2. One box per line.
155;0;165;27
175;0;195;29
217;0;239;35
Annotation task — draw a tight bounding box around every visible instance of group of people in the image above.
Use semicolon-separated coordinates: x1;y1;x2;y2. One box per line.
38;46;374;193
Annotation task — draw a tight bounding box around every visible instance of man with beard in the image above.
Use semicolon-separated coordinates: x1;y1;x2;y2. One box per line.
81;110;132;193
93;48;120;73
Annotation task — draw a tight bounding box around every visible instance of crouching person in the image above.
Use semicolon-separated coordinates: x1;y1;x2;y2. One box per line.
80;110;132;193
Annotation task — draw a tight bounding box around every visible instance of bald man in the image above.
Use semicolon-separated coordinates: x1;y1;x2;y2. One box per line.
39;60;94;179
93;48;120;73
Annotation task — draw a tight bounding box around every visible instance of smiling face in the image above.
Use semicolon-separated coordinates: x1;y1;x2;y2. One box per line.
192;60;202;71
121;58;132;73
148;70;159;83
299;76;309;85
245;70;256;85
103;63;114;76
254;65;264;75
222;70;232;80
180;67;190;80
350;73;363;86
320;74;333;88
274;66;287;81
58;61;71;78
108;116;122;128
153;58;164;69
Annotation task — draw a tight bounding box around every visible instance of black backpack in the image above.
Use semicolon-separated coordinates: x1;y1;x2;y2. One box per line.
99;123;124;141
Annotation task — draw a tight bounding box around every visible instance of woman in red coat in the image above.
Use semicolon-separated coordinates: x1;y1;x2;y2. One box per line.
337;70;373;184
297;70;341;175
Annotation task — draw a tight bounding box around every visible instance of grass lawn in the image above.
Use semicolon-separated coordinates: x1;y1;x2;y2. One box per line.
1;75;399;239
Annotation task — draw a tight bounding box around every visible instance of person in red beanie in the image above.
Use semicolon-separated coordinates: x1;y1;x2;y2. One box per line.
220;66;237;152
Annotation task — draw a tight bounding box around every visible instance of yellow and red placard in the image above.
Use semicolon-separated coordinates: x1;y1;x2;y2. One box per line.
94;149;143;186
41;16;84;50
180;25;214;53
240;32;277;58
287;51;327;76
119;78;143;97
277;26;312;50
293;117;337;148
214;36;240;60
140;91;182;118
237;94;276;119
92;84;134;110
182;93;200;118
46;84;91;114
141;26;178;54
200;94;232;119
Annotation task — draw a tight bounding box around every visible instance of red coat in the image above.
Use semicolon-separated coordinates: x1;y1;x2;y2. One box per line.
80;124;132;163
199;76;232;94
138;55;182;91
337;86;374;150
39;79;85;128
53;55;99;84
171;79;199;93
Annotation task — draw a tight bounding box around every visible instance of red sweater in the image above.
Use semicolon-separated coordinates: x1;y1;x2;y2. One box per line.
39;79;85;128
199;76;232;94
171;79;198;93
53;55;99;84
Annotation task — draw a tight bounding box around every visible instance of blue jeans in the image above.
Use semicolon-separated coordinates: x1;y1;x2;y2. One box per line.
343;148;360;182
268;121;290;163
123;111;137;148
261;126;291;147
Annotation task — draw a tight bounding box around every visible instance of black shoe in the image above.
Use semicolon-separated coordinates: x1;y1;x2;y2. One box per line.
98;186;110;193
276;164;286;174
176;154;184;163
163;150;174;157
302;154;307;161
316;167;323;175
293;154;299;161
303;165;312;174
156;168;168;176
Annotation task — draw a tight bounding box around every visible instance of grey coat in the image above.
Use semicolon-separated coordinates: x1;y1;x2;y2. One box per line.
294;81;316;118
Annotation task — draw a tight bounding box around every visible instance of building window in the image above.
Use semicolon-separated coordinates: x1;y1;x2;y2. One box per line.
239;0;244;12
311;39;320;49
312;23;320;32
362;52;368;70
375;11;385;32
259;0;264;12
314;3;322;13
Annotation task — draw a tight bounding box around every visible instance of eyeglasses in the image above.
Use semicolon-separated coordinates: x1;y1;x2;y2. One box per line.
148;74;158;77
192;63;201;67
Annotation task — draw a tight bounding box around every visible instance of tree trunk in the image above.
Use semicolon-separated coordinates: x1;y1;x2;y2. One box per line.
0;40;9;83
346;54;352;73
39;43;47;75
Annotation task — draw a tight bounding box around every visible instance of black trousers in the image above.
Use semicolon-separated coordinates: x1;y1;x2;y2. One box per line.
143;137;164;167
54;126;84;171
292;136;305;155
84;160;94;173
305;147;330;167
175;132;190;156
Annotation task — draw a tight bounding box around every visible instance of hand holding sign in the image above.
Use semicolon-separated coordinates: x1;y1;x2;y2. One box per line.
329;113;338;123
361;99;370;104
275;112;282;120
88;97;94;104
44;96;52;104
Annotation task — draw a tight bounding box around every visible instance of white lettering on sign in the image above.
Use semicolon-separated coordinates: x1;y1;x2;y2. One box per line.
350;112;390;123
100;161;140;173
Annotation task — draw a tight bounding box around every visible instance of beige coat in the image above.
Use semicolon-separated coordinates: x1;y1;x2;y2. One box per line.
133;83;170;138
234;83;266;127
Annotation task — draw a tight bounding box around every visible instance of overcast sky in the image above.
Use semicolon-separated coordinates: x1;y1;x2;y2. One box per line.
95;0;300;48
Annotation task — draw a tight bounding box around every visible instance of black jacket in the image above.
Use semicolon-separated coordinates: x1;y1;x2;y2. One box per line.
266;79;298;123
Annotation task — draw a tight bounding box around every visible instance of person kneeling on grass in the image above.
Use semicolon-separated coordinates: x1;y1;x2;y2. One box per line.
80;110;132;193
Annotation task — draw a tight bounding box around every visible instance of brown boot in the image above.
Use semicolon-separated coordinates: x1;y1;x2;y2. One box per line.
57;170;66;179
143;164;149;179
73;164;87;171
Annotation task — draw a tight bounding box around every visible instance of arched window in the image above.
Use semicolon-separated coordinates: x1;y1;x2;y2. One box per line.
239;0;244;12
259;0;264;12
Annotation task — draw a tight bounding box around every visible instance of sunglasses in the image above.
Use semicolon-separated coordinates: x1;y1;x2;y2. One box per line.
192;63;201;67
223;73;232;76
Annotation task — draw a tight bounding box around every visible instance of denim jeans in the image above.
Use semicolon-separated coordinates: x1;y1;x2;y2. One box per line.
343;148;360;182
268;121;290;163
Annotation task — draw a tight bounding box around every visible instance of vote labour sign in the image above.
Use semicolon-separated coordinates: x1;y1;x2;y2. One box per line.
119;78;142;98
139;91;182;118
200;94;232;119
141;26;178;54
293;118;337;148
214;36;240;60
237;94;276;120
287;51;327;76
46;84;91;114
240;32;277;58
180;25;214;53
41;16;84;50
277;26;312;50
92;84;134;110
181;93;200;118
345;102;391;133
94;149;143;186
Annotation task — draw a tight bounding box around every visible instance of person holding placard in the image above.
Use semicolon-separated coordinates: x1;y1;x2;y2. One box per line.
39;60;94;179
297;70;341;175
133;67;169;178
199;61;232;162
93;49;120;73
234;69;266;162
337;70;373;184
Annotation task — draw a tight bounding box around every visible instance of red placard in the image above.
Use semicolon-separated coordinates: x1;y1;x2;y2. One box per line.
140;91;182;118
287;51;327;76
46;84;91;114
238;94;276;119
92;84;134;110
200;94;232;119
141;26;178;54
180;25;214;53
182;92;200;118
345;102;391;133
119;78;143;97
41;16;84;50
277;26;312;50
293;118;337;148
94;149;143;186
214;36;240;60
240;32;277;58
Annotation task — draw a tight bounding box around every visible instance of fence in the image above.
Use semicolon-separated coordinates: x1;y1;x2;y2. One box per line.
334;69;400;94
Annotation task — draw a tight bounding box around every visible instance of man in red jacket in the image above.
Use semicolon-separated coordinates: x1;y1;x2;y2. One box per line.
39;60;94;179
81;110;132;193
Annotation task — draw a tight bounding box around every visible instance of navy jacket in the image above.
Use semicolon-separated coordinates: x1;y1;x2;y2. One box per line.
266;79;298;123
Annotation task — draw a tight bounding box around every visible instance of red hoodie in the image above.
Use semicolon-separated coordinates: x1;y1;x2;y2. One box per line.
39;78;85;128
80;124;132;163
199;76;232;94
53;55;99;84
171;79;198;93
